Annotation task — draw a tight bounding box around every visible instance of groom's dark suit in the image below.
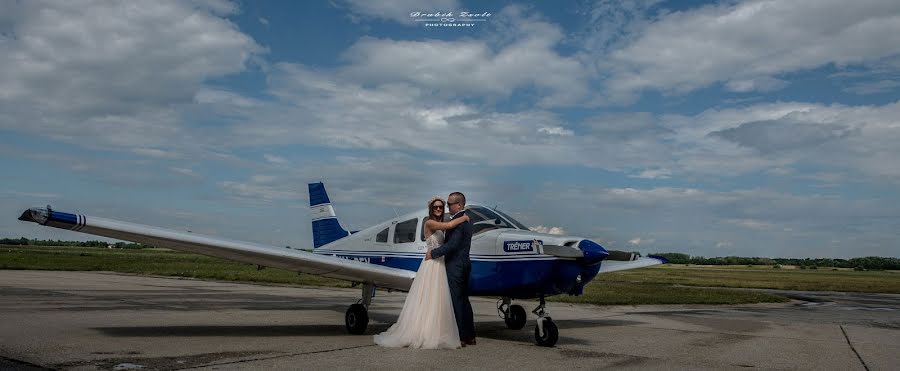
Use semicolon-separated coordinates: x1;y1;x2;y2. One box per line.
428;210;475;341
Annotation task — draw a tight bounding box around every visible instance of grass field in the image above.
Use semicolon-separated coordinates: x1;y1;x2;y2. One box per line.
3;245;897;305
0;245;350;288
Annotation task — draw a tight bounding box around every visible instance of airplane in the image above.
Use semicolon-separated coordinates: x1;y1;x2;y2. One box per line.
17;182;665;347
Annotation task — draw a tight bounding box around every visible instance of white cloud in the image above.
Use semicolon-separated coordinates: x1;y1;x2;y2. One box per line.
219;180;305;203
658;100;900;180
630;168;672;179
529;226;567;235
0;0;262;149
263;154;289;165
537;185;900;257
339;6;591;107
628;237;654;246
602;0;900;100
134;148;181;159
4;191;61;199
538;126;574;136
843;79;900;95
228;63;583;166
724;77;787;93
170;167;200;178
722;218;775;230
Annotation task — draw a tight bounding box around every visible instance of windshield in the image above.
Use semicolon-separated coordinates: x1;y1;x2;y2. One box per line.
492;208;529;230
465;206;527;235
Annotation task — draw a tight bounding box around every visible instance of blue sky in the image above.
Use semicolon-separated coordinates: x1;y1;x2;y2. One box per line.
2;0;899;258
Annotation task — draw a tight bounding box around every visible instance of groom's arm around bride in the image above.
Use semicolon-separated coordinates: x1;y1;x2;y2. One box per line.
425;210;465;261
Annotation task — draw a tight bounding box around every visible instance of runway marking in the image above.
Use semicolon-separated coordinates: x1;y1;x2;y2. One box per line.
840;325;869;371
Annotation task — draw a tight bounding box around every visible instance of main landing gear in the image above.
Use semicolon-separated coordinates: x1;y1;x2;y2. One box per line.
497;297;527;330
497;296;559;347
345;283;373;335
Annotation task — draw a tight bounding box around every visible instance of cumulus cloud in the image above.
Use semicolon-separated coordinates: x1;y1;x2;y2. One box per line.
263;154;289;165
601;0;900;101
170;167;201;178
339;6;591;107
0;0;262;149
843;79;900;95
134;148;181;159
529;226;567;235
628;237;654;246
226;63;583;166
630;168;672;179
537;185;900;257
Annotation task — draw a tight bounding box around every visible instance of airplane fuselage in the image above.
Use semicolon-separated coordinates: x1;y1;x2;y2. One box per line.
313;206;603;299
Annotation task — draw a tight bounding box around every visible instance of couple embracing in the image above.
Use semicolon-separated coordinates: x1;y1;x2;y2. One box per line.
374;192;476;349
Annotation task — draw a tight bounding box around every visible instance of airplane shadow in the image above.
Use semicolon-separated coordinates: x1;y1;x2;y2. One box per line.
93;324;392;338
93;318;639;343
475;318;643;346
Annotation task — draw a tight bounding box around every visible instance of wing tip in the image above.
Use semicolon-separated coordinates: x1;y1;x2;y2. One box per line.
647;254;668;264
18;206;50;224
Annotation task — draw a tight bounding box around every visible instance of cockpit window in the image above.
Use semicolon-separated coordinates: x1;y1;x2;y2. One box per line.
492;209;529;230
466;206;520;235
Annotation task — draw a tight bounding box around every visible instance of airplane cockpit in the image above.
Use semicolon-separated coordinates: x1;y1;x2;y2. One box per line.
465;205;529;235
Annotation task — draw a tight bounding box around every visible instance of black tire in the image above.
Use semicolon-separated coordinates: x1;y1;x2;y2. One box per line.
345;304;369;335
534;318;558;347
504;305;527;330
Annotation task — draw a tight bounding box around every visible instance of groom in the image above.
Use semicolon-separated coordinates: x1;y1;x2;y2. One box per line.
425;191;476;346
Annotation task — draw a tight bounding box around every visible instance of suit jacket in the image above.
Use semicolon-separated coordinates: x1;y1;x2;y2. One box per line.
429;210;473;275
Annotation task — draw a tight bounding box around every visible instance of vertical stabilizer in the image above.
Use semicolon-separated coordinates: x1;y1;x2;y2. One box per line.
309;182;350;248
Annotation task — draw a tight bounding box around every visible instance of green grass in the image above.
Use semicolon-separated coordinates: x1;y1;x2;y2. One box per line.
601;264;900;293
0;245;350;288
3;245;897;306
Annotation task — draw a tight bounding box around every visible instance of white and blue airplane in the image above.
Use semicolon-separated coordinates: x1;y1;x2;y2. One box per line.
17;182;665;347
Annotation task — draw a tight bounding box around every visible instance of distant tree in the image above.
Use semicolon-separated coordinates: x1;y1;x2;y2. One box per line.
650;253;690;264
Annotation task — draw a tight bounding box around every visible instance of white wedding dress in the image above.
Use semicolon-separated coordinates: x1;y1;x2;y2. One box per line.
374;230;460;349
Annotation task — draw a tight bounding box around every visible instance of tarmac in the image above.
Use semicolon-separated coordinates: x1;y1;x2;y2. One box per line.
0;270;897;370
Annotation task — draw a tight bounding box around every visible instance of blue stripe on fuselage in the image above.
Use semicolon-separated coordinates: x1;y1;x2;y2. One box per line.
320;253;590;299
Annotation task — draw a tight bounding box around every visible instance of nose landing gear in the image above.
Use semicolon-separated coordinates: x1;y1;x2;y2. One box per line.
532;296;558;347
497;296;559;347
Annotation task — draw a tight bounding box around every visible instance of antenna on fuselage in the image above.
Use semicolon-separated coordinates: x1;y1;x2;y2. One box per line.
391;207;399;218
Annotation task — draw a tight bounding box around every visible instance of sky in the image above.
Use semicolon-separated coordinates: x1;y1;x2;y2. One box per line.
1;0;899;258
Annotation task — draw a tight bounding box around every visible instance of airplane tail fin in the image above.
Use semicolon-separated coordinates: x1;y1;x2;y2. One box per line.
308;182;350;248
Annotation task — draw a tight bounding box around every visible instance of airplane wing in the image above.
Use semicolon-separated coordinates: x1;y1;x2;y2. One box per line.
597;256;666;274
17;206;415;291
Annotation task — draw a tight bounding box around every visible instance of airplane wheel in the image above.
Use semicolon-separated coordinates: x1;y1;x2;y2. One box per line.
534;318;558;347
345;304;369;335
504;305;527;330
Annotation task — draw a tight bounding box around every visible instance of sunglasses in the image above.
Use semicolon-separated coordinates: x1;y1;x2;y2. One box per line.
432;205;444;210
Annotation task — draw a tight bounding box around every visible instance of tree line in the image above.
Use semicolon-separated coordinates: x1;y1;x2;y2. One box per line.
0;237;150;249
3;238;897;270
651;252;900;270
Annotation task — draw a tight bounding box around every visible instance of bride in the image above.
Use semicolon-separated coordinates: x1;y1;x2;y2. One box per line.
374;196;469;349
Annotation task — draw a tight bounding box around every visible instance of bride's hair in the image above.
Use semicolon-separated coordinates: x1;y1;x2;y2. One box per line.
427;196;445;221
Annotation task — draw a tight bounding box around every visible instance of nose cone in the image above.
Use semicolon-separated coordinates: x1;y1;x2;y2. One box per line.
577;239;609;266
